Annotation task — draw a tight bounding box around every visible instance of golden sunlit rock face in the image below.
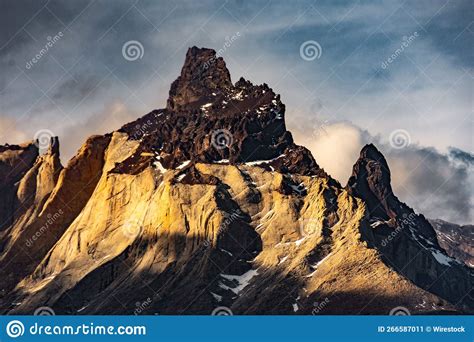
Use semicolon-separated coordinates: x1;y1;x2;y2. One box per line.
0;48;472;315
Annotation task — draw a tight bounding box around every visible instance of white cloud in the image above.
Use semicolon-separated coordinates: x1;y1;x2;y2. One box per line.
292;121;369;182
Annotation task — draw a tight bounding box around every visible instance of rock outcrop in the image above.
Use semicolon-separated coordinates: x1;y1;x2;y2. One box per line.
119;47;326;177
430;219;474;268
0;141;39;232
0;47;472;315
347;144;473;310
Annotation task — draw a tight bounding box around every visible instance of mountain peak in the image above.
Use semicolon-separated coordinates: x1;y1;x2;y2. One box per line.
360;143;384;160
166;46;232;111
43;136;60;156
119;47;324;175
347;144;395;220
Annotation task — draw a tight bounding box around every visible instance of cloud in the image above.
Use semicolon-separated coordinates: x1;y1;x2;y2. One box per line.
388;146;473;225
0;116;29;145
59;101;138;162
291;121;371;182
448;147;474;166
51;76;102;103
292;121;473;225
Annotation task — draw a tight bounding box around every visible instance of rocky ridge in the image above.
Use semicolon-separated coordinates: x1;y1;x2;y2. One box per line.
0;47;472;315
429;219;474;268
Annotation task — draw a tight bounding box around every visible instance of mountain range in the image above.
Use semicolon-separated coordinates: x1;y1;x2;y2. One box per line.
0;47;472;315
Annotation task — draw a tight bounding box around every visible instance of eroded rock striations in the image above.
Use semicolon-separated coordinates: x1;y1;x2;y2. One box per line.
0;47;472;315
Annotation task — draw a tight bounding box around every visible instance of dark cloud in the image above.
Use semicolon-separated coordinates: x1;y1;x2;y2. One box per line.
0;0;49;50
387;146;472;225
420;0;474;68
51;76;103;103
448;147;474;166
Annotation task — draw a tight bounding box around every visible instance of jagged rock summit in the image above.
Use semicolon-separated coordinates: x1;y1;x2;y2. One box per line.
167;46;233;110
119;46;325;177
0;47;472;315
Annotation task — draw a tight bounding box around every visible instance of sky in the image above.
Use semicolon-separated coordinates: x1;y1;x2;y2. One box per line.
0;0;472;223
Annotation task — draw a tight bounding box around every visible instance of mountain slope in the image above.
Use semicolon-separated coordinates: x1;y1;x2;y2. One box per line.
0;47;472;315
429;219;474;268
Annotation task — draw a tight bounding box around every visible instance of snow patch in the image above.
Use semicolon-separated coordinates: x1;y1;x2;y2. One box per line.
210;292;223;302
306;254;332;277
215;159;229;164
431;250;452;266
295;237;306;247
232;91;243;100
153;160;167;173
77;305;88;313
201;103;213;109
220;269;259;294
220;248;233;256
370;220;388;228
245;154;285;166
176;160;191;170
